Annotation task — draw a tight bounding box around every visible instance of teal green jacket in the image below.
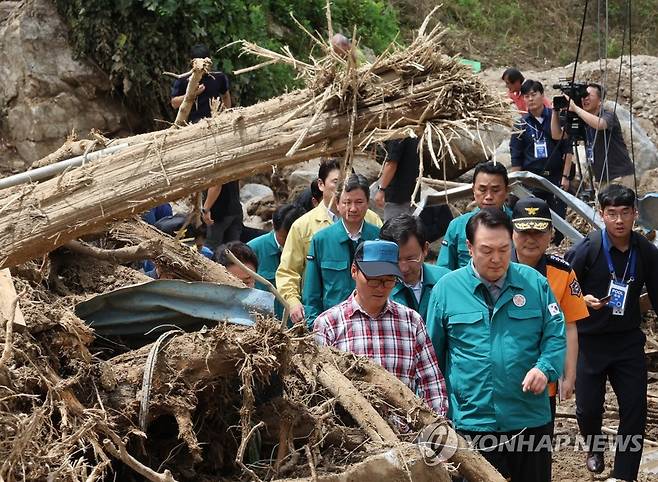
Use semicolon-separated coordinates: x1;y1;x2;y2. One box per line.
247;231;284;319
303;221;380;328
426;262;566;432
390;263;450;321
437;206;512;270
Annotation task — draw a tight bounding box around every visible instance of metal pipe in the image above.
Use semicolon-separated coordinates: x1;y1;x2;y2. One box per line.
0;143;130;191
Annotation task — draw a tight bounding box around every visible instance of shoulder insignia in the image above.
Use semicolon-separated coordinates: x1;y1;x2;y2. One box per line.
546;254;571;272
569;278;582;297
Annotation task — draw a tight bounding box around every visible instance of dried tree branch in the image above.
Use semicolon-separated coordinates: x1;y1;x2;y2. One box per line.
64;239;161;264
103;431;178;482
174;57;212;126
314;361;398;443
0;289;25;370
235;421;265;482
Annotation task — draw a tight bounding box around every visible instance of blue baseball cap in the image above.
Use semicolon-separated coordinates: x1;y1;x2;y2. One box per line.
354;240;402;278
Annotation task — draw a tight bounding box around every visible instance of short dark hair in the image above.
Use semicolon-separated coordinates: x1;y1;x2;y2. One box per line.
380;214;427;247
341;173;370;201
598;183;636;209
214;241;258;270
310;179;322;202
473;161;509;186
190;44;210;59
520;79;544;96
272;203;305;232
318;158;340;183
502;68;524;84
587;82;604;99
466;207;513;244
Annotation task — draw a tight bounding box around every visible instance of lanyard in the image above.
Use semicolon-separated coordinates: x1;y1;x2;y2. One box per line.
526;120;545;141
601;230;637;283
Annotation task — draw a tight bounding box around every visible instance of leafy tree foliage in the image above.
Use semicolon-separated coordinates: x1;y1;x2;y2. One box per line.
55;0;399;129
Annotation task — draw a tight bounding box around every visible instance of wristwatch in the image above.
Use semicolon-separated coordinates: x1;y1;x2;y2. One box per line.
201;207;208;214
377;184;386;192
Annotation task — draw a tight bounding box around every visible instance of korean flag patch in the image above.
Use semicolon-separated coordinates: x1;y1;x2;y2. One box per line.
548;302;560;316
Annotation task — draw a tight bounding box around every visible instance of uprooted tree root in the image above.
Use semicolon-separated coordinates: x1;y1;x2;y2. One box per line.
0;266;505;482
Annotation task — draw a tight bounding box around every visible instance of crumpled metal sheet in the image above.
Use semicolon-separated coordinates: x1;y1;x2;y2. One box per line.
75;280;274;336
638;193;658;231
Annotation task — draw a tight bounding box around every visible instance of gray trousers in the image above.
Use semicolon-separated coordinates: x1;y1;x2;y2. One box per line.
384;201;414;221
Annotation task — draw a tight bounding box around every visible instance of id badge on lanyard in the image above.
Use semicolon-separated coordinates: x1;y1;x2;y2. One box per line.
586;144;595;165
534;139;548;159
602;231;636;316
607;280;629;316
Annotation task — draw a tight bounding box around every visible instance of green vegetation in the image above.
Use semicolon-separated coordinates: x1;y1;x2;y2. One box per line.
55;0;657;129
395;0;658;70
55;0;399;128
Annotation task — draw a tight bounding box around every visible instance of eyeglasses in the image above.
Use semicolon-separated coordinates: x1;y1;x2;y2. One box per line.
602;209;635;221
359;268;397;288
364;277;397;288
398;254;423;266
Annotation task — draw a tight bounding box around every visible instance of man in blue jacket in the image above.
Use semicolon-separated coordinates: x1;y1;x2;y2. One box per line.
426;208;566;482
379;214;449;321
303;174;380;328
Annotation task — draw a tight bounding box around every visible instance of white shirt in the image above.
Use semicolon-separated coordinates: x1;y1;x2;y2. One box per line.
324;201;339;223
342;219;363;241
404;267;424;303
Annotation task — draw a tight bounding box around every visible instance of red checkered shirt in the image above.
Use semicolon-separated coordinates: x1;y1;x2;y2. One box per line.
314;292;448;416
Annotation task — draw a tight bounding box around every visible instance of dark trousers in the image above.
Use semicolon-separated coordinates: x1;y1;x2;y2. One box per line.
205;213;243;251
576;329;647;481
458;423;552;482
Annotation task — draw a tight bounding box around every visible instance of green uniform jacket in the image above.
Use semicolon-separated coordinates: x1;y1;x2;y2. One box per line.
247;231;285;319
389;263;450;321
303;221;380;328
437;206;512;270
426;262;566;432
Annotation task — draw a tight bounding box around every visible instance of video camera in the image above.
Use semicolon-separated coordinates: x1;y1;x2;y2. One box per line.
552;80;589;142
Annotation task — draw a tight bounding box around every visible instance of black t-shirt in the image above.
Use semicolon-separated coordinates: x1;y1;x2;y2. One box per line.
171;72;229;123
587;109;634;182
566;230;658;335
384;137;421;204
209;180;242;220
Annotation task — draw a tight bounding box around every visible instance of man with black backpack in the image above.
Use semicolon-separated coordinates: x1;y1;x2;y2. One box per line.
565;184;658;481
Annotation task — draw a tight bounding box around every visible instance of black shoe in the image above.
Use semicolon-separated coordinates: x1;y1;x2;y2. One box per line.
586;452;604;474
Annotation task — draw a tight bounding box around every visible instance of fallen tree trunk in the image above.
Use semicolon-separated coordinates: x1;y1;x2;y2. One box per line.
0;26;509;269
328;350;507;482
278;444;452;482
107;219;242;286
98;324;503;481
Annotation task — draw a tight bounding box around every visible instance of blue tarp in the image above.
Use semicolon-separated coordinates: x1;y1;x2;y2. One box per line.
75;280;275;337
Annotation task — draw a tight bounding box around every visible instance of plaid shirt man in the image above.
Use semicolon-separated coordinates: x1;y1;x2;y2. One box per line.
314;291;448;416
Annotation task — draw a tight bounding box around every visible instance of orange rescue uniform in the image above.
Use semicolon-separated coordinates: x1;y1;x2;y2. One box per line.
543;254;589;396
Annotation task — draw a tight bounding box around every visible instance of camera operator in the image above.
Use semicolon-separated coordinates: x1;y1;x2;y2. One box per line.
510;80;572;244
551;83;635;188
